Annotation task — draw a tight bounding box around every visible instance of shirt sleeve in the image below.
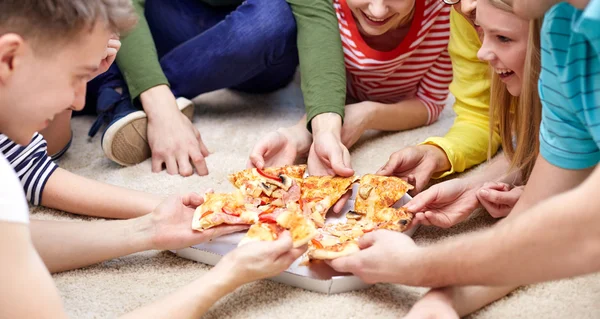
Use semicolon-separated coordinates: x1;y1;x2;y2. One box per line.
421;8;501;178
0;133;58;206
115;0;169;101
416;47;452;124
0;154;30;224
287;0;347;131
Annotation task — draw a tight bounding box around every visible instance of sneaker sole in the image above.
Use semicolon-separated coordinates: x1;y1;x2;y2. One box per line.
102;97;195;166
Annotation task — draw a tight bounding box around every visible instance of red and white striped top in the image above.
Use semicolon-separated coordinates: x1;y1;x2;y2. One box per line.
335;0;452;124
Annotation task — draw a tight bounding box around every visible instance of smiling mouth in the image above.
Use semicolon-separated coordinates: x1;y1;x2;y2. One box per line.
360;11;397;26
496;68;515;79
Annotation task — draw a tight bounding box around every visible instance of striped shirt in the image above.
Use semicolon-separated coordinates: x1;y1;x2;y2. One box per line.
0;133;58;206
335;0;452;124
538;0;600;169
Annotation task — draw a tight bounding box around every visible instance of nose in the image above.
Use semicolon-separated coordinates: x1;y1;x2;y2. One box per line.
368;0;388;18
477;38;495;62
460;0;477;17
70;83;87;111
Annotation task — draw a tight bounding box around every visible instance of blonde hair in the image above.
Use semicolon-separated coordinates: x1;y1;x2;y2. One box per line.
487;0;542;183
0;0;137;50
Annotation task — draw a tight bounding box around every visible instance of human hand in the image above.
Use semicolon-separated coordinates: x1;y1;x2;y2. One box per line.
214;231;307;286
405;178;481;228
377;145;451;195
403;290;459;319
340;101;375;148
143;86;210;176
328;230;421;285
248;125;312;169
143;193;248;251
91;35;121;79
477;182;524;218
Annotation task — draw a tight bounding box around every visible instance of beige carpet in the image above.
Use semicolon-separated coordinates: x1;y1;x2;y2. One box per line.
33;77;600;318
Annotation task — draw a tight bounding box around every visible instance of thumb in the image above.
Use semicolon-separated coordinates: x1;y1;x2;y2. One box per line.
271;231;294;254
358;232;378;249
182;192;204;207
423;210;454;229
329;147;354;177
404;188;439;212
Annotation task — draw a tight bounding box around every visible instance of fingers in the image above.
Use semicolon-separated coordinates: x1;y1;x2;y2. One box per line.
330;147;354;177
177;152;194;177
478;199;510;218
151;155;164;174
376;153;401;176
165;156;178;175
480;181;511;192
423;211;454;228
107;38;121;51
275;245;307;266
328;254;362;274
182;192;204;207
249;134;281;169
404;186;439;213
189;149;208;176
206;225;250;239
477;188;520;205
270;231;294;254
332;191;352;213
199;138;210;158
357;231;378;249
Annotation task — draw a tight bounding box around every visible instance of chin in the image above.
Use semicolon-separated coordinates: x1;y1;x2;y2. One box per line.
507;86;522;97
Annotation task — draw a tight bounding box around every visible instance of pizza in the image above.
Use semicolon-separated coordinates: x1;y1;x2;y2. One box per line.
239;203;318;248
354;174;413;218
300;175;359;227
192;166;416;263
228;165;305;207
191;191;260;230
307;234;360;260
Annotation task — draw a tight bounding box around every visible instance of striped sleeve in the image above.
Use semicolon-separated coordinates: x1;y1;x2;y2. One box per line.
416;47;452;124
0;133;58;206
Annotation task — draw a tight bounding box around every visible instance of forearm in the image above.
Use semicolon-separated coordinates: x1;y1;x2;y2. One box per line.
417;182;600;287
287;0;347;130
368;99;429;132
30;218;153;273
461;154;515;186
120;268;238;319
41;168;161;218
116;0;169;100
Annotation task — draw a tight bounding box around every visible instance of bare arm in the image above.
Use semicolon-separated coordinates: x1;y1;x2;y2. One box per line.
30;218;152;273
416;155;595;287
0;223;67;318
41;167;162;218
367;99;429;132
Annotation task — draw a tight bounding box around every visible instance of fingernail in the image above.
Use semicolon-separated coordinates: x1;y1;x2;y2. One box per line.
480;189;489;196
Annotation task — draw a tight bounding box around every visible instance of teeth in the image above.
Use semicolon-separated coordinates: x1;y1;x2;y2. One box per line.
365;13;386;22
495;68;513;75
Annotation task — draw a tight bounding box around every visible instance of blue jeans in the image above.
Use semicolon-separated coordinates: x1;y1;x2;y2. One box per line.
145;0;298;97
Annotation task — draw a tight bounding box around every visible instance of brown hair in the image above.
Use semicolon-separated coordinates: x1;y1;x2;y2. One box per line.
488;1;542;183
0;0;137;49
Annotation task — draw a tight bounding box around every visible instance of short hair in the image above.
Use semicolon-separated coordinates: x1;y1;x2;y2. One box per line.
0;0;137;50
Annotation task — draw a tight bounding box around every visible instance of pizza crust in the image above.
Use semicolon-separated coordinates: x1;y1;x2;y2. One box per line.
308;241;360;260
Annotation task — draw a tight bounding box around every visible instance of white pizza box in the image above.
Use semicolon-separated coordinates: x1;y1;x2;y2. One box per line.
175;184;417;294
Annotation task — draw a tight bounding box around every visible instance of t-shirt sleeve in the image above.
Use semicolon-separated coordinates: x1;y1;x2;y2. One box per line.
0;154;29;224
0;133;58;206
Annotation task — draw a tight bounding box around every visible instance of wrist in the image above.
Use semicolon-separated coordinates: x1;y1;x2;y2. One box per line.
130;214;160;251
281;125;312;156
311;113;342;136
139;84;178;119
420;144;452;173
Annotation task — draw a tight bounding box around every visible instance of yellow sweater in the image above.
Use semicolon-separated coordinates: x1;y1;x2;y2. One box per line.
422;8;501;178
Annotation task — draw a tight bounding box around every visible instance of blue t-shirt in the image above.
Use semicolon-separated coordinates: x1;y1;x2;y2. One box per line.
538;0;600;169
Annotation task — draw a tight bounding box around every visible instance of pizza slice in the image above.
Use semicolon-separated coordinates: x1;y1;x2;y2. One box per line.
191;191;260;231
228;165;306;206
370;206;414;232
307;231;360;260
354;174;413;218
300;175;359;227
238;203;318;248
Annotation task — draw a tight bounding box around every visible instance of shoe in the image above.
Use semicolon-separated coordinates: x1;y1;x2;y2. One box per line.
93;94;195;166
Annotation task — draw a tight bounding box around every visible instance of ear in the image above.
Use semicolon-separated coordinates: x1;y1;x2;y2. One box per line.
0;33;26;83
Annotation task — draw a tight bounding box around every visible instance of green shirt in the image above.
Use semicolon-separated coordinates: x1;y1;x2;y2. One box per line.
116;0;346;129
